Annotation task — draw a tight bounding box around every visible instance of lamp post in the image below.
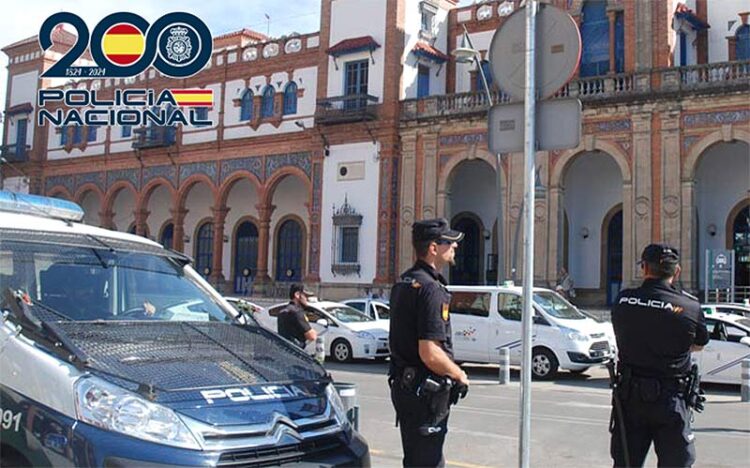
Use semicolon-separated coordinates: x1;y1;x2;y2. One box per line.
452;25;505;285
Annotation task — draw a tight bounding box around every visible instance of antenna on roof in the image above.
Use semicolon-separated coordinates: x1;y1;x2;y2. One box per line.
264;13;271;37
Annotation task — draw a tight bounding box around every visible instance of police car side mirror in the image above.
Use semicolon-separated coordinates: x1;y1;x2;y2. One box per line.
316;318;329;328
740;337;750;347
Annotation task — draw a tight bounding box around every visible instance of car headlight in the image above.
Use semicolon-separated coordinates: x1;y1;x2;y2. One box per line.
75;376;200;450
355;331;375;340
561;327;589;342
325;384;351;429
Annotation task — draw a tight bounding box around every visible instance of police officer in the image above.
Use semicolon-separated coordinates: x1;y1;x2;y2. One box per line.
610;244;709;467
277;284;317;349
388;218;469;467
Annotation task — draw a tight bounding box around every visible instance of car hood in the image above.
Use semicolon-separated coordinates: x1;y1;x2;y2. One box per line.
55;321;330;425
342;321;389;334
552;316;613;339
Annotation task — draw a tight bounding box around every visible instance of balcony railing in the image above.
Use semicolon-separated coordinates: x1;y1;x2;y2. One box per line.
402;60;750;121
132;126;177;150
316;94;379;124
0;143;29;162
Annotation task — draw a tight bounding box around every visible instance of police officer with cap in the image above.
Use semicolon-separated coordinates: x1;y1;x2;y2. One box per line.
278;284;317;349
610;244;709;467
388;218;469;467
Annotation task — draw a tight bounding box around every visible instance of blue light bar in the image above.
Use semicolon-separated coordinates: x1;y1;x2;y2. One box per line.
0;190;85;222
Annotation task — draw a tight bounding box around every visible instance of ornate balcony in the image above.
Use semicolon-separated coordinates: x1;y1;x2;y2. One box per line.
401;60;750;122
132;126;177;150
316;94;379;124
0;143;29;162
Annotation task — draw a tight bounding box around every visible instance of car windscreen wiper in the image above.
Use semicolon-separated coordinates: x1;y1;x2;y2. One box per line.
3;288;90;370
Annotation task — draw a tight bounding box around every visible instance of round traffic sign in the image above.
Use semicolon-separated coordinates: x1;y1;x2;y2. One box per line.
488;4;581;100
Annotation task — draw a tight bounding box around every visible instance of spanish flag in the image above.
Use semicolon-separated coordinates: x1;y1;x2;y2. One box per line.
102;24;145;66
170;89;214;107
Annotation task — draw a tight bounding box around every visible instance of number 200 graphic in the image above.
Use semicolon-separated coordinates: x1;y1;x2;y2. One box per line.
39;12;212;78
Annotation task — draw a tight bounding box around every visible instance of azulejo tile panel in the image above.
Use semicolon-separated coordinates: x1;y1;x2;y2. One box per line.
265;152;312;179
220;157;264;184
179;162;218;184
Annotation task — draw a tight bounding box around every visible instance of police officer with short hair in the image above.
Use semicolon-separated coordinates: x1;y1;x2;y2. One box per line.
610;244;709;467
278;284;317;349
388;218;470;467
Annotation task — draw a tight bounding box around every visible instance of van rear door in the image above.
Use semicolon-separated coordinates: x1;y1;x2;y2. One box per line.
449;291;492;362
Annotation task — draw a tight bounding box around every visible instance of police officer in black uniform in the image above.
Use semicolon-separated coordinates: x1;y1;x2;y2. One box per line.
610;244;709;467
388;218;469;467
277;284;317;349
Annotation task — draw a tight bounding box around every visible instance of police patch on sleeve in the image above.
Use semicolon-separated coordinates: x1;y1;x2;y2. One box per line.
442;303;450;321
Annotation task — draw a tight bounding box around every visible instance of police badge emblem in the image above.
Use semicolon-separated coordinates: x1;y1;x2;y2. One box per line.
166;26;192;63
442;303;449;321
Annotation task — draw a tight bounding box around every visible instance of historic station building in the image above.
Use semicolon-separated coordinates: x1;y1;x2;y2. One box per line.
2;0;749;304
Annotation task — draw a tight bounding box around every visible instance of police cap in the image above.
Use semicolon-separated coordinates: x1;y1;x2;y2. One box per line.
640;243;680;265
412;218;464;243
289;283;314;299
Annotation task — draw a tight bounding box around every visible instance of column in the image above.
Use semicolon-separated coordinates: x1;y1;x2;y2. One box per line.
661;109;682;248
210;206;229;290
680;180;697;291
547;186;563;286
255;203;275;283
170;207;188;253
421;133;438;219
632;113;653;274
134;209;150;237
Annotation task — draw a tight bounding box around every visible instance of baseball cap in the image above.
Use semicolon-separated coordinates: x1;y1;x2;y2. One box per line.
639;243;680;265
412;218;464;243
289;283;314;299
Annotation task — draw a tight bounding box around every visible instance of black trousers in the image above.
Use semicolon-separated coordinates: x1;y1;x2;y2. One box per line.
610;390;696;468
390;381;449;467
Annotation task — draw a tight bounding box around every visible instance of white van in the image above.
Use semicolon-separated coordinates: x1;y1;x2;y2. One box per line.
447;285;617;379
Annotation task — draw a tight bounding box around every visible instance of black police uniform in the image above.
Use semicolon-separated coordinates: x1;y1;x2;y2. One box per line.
610;246;709;468
277;302;312;348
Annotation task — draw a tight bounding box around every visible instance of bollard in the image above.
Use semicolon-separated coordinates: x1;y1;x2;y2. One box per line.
742;359;750;403
315;334;326;365
498;347;511;385
333;382;360;430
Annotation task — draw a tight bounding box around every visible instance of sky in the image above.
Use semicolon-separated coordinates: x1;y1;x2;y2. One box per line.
0;0;474;140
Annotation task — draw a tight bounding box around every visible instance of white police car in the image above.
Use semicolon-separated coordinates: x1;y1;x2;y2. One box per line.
341;298;390;323
260;301;390;362
0;191;369;467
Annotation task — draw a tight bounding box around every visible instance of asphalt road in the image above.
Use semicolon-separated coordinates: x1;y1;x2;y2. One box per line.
327;361;750;468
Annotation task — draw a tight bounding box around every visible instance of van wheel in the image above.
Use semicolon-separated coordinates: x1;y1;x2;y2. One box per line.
531;348;558;380
331;339;353;362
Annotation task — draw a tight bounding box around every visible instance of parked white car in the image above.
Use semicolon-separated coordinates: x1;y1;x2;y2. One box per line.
695;312;750;385
701;303;750;318
341;298;390;323
260;301;390;362
447;285;617;379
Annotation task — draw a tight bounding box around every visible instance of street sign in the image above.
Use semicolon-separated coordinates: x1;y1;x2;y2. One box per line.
488;3;581;100
488;98;581;153
707;249;734;289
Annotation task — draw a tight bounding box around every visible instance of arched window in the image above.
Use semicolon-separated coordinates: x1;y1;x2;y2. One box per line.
283;82;298;115
240;90;254;121
261;86;275;118
195;221;214;278
737;25;750;61
580;1;609;77
234;221;259;294
160;222;174;249
275;219;303;282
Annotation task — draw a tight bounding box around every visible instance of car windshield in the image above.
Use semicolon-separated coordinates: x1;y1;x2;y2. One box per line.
0;239;234;323
322;305;374;323
737;318;750;329
533;291;587;320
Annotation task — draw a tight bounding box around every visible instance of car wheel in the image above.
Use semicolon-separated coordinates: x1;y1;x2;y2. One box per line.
331;339;353;363
531;347;559;380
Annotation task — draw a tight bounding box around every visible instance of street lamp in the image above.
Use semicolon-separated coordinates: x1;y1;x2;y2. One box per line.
452;25;505;285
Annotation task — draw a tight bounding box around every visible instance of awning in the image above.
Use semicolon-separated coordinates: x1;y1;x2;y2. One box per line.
7;103;33;116
412;41;450;63
326;36;380;57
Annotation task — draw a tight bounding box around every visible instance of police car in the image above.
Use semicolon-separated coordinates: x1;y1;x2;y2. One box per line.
0;191;369;467
700;302;750;318
260;301;390;362
695;311;750;385
448;285;617;379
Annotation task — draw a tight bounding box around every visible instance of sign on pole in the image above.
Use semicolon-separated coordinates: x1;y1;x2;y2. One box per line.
705;249;735;302
488;98;581;153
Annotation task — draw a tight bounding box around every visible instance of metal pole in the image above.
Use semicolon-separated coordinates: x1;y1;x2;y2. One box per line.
741;359;750;403
499;347;511;385
704;249;709;303
462;25;505;284
519;2;537;468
